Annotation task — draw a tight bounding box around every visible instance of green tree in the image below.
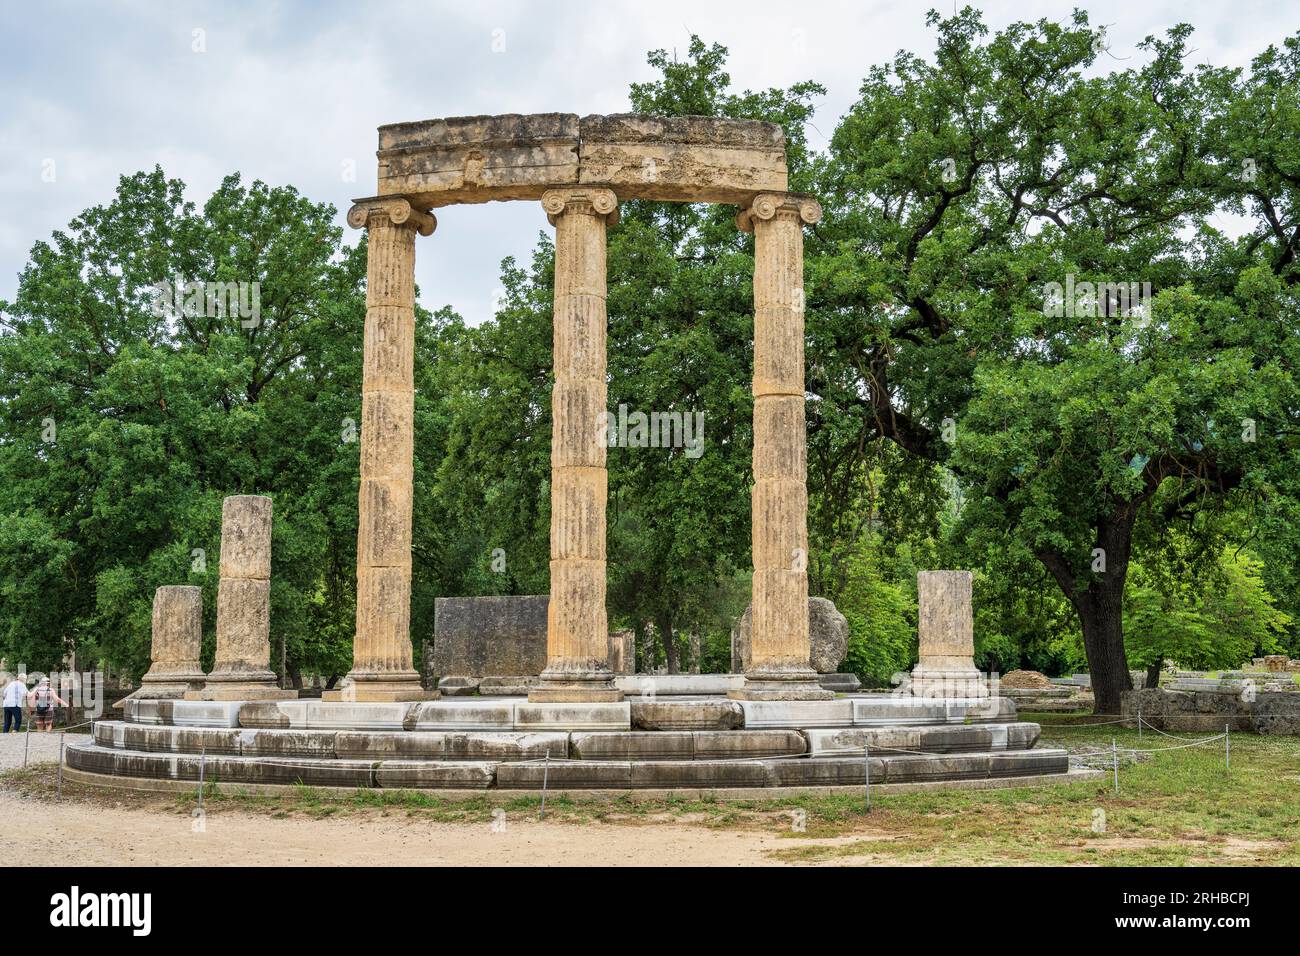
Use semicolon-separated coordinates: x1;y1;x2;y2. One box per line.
814;8;1300;712
0;168;370;683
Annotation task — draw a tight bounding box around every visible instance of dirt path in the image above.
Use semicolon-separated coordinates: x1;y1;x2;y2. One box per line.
0;789;795;866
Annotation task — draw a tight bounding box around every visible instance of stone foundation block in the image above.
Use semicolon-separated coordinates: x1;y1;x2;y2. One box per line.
630;698;744;730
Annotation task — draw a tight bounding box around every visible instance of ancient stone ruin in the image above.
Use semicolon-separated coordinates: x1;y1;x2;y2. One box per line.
70;113;1091;795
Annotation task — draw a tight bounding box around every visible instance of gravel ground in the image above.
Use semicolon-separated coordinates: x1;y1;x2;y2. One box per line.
0;727;77;769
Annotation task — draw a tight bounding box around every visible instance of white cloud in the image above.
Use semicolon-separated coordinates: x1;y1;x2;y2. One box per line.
1;0;1287;323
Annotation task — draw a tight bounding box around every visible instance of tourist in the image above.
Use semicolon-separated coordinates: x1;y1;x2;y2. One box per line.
29;677;67;732
2;673;28;733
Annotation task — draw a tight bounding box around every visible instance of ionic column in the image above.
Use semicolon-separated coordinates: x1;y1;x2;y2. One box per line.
332;197;437;702
529;187;622;703
730;193;831;701
193;495;295;700
138;586;205;699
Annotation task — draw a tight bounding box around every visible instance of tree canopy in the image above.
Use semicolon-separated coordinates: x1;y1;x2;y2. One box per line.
3;10;1298;714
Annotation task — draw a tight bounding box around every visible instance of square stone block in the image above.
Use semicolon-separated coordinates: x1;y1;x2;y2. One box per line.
410;698;517;731
692;729;806;759
237;700;310;729
569;731;693;761
236;729;337;758
304;702;415;730
122;699;174;725
496;760;632;790
170;701;243;728
334;731;446;760
629;698;745;731
735;699;853;729
514;702;631;731
375;760;497;789
443;731;568;761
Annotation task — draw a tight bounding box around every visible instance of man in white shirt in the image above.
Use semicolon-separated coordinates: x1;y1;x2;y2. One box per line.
3;674;28;733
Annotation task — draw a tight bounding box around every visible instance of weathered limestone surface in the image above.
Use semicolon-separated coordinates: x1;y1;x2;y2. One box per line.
137;586;205;699
608;629;635;675
424;595;637;695
431;595;549;693
530;188;622;704
910;570;988;698
730;193;829;702
331;197;437;703
731;597;853;687
193;496;295;701
1125;687;1300;734
377;113;787;207
630;698;745;731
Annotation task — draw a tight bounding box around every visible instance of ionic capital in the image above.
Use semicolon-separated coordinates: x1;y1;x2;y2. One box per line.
347;196;437;236
541;187;620;227
736;192;822;233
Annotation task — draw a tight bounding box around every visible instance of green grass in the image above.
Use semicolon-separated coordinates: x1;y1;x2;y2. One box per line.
6;716;1297;865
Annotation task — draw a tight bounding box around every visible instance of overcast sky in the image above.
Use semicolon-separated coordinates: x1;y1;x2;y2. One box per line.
1;0;1291;325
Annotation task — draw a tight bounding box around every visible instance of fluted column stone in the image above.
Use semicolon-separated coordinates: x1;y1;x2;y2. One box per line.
137;586;205;699
529;187;623;703
192;495;295;700
730;192;831;701
328;196;437;702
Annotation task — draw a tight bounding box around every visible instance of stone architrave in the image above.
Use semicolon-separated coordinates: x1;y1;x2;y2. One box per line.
191;495;295;700
327;196;438;703
529;187;623;704
730;193;831;701
910;571;988;698
136;586;205;699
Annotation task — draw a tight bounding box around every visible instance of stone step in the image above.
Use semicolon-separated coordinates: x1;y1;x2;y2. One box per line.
93;722;571;761
92;720;1041;762
495;750;1069;789
122;697;632;732
803;722;1040;756
66;739;1070;791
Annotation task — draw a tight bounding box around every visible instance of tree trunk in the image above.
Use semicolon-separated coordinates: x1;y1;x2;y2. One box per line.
1145;658;1162;690
689;631;701;674
1075;584;1132;715
658;612;679;674
1038;507;1136;716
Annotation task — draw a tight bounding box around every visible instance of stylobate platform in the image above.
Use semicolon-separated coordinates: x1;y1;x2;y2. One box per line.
69;694;1087;794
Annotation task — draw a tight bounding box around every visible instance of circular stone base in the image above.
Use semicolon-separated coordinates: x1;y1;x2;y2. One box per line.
69;694;1075;795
